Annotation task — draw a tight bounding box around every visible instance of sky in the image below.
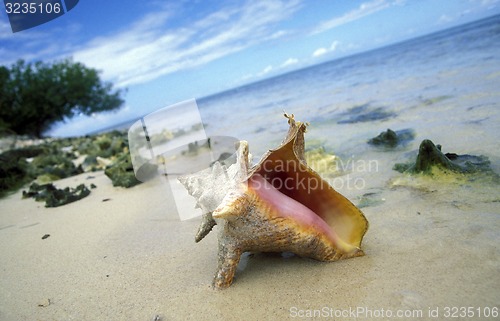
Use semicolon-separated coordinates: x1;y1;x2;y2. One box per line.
1;0;499;137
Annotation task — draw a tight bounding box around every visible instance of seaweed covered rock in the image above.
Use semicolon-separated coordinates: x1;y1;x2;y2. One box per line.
104;153;142;188
30;153;83;182
0;130;143;196
394;139;494;174
337;103;396;124
22;182;91;207
369;128;398;146
0;146;46;196
368;128;415;148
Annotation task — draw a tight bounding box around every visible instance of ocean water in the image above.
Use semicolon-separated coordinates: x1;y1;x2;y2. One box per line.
195;14;500;170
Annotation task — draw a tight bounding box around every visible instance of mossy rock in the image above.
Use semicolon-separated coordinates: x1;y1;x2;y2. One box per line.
394;139;496;176
337;104;396;124
22;182;91;208
1;131;136;197
368;128;415;148
76;132;128;159
29;153;83;180
0;146;46;197
104;153;142;188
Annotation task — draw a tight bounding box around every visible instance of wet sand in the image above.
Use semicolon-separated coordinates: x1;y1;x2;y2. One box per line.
0;151;499;320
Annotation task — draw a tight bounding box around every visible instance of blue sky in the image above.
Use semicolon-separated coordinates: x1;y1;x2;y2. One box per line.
1;0;499;136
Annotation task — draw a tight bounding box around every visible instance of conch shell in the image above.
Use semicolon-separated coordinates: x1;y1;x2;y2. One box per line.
179;114;368;288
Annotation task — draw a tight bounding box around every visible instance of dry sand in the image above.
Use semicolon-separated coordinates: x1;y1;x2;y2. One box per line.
0;155;499;321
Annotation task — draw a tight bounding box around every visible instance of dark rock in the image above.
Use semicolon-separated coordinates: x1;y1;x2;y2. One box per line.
29;153;83;180
0;130;142;197
0;146;46;197
394;139;495;175
104;153;142;188
368;128;415;148
337;104;396;124
412;140;463;173
23;182;91;207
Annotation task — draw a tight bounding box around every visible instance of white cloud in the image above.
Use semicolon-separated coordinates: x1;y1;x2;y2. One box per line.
259;65;273;76
312;41;340;58
281;57;298;67
269;30;289;39
243;56;300;83
2;1;301;88
70;0;301;88
312;47;327;57
311;0;392;35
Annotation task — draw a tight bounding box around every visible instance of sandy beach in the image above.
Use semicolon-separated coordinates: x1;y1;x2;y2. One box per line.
0;150;499;320
2;15;500;321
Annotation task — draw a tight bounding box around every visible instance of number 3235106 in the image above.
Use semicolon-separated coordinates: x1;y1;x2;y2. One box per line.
5;2;62;14
444;307;498;318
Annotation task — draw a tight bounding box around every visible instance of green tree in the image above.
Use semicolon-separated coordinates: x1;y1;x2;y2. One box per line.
0;59;124;138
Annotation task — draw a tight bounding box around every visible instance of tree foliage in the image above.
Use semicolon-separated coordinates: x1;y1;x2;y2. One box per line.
0;59;124;138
